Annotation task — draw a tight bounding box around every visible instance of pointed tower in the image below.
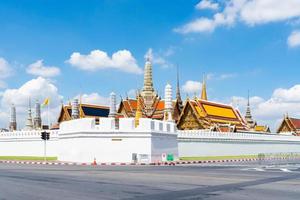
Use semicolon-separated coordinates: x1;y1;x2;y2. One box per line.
9;104;17;131
135;95;142;127
71;98;79;119
33;100;42;129
25;98;33;130
201;75;208;100
245;91;255;128
141;57;157;115
109;92;117;118
176;67;183;111
142;57;155;94
164;83;173;121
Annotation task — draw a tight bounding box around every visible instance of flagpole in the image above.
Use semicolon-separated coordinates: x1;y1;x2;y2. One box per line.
47;103;50;129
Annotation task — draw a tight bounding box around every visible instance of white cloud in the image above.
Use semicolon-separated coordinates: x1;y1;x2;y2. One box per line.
174;17;217;33
240;0;300;25
182;80;202;94
207;73;237;80
74;93;109;106
0;57;12;79
176;0;300;33
287;30;300;48
67;49;143;74
26;60;61;77
0;77;63;129
196;0;219;11
144;48;174;68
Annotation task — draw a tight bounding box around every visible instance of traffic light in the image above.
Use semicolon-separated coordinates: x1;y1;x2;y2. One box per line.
46;132;50;140
41;131;50;140
41;131;46;140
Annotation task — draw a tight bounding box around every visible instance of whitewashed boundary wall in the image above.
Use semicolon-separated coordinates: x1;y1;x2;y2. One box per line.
178;130;300;158
0;130;59;157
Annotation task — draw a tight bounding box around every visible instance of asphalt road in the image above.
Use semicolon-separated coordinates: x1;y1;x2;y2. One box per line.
0;163;300;200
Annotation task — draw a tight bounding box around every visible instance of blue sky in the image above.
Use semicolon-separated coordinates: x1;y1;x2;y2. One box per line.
0;0;300;129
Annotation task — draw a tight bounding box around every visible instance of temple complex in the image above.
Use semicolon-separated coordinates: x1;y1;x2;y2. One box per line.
277;115;300;136
117;58;183;122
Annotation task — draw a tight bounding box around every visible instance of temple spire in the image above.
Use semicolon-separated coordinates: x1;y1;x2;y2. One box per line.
245;90;255;128
9;103;17;131
164;83;173;121
142;56;154;93
201;75;207;100
33;100;42;130
71;98;79;119
109;92;117;118
25;98;33;130
176;66;183;110
141;57;156;115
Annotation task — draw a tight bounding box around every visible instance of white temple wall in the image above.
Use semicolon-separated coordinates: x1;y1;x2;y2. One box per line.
178;130;300;158
57;118;178;163
0;130;58;158
58;133;152;163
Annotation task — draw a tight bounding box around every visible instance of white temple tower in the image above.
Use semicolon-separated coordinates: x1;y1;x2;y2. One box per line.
141;57;157;116
108;92;117;118
9;104;17;131
164;83;173;121
25;99;33;130
72;98;79;119
33;100;42;129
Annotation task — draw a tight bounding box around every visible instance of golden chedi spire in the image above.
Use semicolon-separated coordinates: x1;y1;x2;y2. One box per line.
141;56;157;116
135;95;142;127
201;75;207;100
142;56;154;93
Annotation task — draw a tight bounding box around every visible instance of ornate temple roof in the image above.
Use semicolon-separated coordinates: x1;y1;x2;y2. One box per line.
177;98;248;131
58;103;109;123
254;125;270;133
277;116;300;135
118;97;165;120
117;97;182;121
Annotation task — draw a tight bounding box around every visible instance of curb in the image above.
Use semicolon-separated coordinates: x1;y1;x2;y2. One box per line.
0;157;296;166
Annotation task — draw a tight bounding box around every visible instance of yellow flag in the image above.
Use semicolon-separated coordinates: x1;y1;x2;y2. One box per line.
42;98;50;106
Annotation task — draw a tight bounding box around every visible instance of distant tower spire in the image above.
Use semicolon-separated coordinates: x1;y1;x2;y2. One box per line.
176;66;183;111
71;98;79;119
164;83;173;121
135;95;142;127
141;57;156;115
142;56;154;93
201;75;208;100
9;103;17;131
33;100;42;130
109;92;117;118
245;90;254;128
25;98;33;130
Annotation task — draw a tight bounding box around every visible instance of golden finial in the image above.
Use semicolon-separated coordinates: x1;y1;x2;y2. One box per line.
135;95;142;127
201;74;207;100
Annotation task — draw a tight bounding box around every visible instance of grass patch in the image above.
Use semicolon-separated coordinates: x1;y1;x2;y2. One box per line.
180;155;258;161
0;156;57;161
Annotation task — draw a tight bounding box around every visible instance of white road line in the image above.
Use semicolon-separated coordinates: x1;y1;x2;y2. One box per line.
253;168;265;171
280;168;292;172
